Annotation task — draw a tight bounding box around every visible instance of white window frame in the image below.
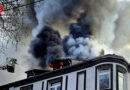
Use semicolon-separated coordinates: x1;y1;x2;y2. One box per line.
117;66;127;90
118;72;125;90
49;82;61;90
47;77;62;90
97;68;111;90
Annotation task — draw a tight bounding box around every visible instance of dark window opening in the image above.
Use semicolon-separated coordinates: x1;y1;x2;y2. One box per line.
42;82;44;90
20;84;33;90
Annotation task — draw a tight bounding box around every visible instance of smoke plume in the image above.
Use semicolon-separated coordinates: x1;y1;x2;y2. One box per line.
29;26;65;67
28;0;130;68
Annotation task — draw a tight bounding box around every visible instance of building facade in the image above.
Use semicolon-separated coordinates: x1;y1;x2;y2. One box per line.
0;54;130;90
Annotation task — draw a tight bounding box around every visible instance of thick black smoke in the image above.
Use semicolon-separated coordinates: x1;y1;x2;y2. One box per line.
29;26;64;67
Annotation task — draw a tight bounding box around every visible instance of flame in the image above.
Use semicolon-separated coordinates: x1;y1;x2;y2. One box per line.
49;64;53;68
60;66;62;69
0;5;3;12
60;62;63;65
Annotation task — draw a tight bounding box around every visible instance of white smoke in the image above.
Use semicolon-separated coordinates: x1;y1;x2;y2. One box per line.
32;0;66;37
111;1;130;62
66;36;113;60
84;0;118;47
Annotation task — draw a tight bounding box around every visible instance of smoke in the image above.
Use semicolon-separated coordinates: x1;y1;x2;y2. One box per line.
25;0;38;26
1;0;130;86
28;0;130;68
112;6;130;50
111;2;130;62
29;0;118;67
85;0;118;46
29;26;65;67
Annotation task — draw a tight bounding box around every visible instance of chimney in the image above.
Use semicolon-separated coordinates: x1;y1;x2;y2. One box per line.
25;69;50;78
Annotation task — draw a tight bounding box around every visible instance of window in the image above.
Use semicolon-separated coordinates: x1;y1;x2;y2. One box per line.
47;77;62;90
1;88;9;90
50;82;61;90
20;84;33;90
76;71;86;90
118;72;124;90
117;66;126;90
42;82;44;90
96;65;112;90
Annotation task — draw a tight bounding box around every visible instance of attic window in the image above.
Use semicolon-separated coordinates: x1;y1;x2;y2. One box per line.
96;64;112;90
47;77;62;90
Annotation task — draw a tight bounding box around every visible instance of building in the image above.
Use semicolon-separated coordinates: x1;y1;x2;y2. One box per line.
0;54;130;90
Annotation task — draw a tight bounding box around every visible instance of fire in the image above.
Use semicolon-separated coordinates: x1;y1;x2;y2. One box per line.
49;59;72;70
60;62;63;65
0;5;3;12
49;64;53;68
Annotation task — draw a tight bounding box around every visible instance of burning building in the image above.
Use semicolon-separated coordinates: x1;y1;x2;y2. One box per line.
0;0;130;90
0;54;130;90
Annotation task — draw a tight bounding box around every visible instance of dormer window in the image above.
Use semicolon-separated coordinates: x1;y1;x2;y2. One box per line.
96;64;113;90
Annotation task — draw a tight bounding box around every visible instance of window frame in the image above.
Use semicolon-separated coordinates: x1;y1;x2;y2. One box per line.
98;68;111;89
46;77;62;90
76;71;86;90
95;64;113;90
42;82;44;90
20;84;33;90
65;76;68;90
116;65;127;90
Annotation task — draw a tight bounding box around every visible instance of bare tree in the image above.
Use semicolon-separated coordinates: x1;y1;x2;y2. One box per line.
0;0;44;54
0;0;30;51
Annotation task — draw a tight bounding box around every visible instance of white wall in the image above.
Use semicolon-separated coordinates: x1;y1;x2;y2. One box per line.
33;81;42;90
9;87;14;90
67;72;77;90
9;62;130;90
113;63;117;90
86;67;95;90
127;72;130;89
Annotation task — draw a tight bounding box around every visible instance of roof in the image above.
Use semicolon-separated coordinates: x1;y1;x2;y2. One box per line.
25;69;50;75
0;54;130;89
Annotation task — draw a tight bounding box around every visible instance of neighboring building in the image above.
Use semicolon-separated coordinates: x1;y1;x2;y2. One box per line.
0;54;130;90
